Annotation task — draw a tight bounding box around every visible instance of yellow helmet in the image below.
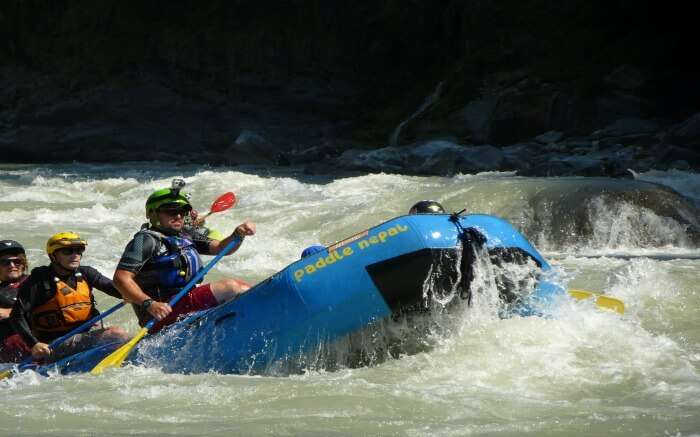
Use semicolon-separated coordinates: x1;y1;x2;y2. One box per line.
46;232;87;256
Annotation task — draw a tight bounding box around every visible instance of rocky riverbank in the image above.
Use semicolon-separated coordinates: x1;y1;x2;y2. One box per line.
314;113;700;177
1;1;698;177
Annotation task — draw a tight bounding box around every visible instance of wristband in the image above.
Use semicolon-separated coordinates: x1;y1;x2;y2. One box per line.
141;299;154;311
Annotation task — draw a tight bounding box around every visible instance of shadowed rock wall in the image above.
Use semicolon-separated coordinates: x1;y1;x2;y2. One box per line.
1;1;697;173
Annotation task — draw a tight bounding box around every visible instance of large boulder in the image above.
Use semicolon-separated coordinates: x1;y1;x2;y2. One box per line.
517;144;636;178
535;131;564;145
501;142;541;172
522;178;700;249
647;143;700;170
457;95;500;144
593;118;659;138
410;142;503;174
335;140;504;175
225;130;280;165
483;86;558;146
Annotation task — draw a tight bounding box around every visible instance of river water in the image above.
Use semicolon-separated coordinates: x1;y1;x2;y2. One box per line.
1;163;699;436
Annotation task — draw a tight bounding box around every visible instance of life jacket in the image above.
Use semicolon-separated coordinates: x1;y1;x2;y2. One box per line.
30;274;93;336
0;276;28;342
136;229;203;300
0;275;27;308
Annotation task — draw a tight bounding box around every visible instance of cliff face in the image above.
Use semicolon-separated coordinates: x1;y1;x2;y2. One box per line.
1;1;698;170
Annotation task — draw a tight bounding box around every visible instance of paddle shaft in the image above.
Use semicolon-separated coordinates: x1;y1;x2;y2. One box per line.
0;301;126;378
90;234;244;374
144;235;243;330
194;210;215;225
46;301;126;351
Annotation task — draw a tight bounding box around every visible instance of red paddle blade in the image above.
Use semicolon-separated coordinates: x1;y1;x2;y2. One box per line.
210;192;236;213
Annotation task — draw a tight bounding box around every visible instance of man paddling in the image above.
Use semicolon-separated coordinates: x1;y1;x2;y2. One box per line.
10;233;129;362
0;240;31;362
113;184;255;333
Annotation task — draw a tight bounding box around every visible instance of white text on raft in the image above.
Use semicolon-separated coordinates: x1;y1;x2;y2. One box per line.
294;224;409;283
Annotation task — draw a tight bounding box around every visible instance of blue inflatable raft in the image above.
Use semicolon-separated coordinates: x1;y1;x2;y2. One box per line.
18;212;565;376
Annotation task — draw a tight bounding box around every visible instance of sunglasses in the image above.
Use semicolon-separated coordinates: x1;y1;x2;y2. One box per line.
158;208;190;217
0;258;24;267
56;247;85;256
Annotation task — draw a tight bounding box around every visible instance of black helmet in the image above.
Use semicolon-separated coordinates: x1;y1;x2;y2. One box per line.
0;240;25;257
409;200;445;214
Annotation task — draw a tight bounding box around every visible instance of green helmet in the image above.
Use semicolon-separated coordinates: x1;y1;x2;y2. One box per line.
145;188;192;225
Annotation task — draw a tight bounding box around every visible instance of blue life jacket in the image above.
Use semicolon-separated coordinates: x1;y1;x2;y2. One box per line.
137;230;204;299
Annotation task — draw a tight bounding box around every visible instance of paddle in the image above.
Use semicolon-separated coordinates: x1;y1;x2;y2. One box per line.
568;289;625;314
0;301;126;380
90;233;245;375
195;192;236;225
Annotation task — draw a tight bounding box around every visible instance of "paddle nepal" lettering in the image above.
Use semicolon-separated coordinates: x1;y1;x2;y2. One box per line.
293;223;409;283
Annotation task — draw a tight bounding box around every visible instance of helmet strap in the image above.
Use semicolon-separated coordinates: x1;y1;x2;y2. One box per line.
152;224;179;236
147;210;161;227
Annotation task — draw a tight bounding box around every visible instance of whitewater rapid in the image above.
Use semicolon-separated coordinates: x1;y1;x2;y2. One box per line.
1;163;698;436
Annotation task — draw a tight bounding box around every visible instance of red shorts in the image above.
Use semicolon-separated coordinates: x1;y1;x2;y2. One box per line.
151;284;219;334
0;333;31;363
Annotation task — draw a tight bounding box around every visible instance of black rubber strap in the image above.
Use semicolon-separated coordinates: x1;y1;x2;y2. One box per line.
141;299;154;311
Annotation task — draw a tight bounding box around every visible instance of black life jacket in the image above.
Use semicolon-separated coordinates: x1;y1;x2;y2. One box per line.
0;275;27;308
0;275;28;341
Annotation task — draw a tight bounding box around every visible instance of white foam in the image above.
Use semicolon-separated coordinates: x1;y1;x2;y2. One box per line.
1;164;698;436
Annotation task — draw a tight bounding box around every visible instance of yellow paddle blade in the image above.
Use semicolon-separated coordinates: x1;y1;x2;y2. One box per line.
0;368;15;380
568;289;625;315
594;294;625;315
90;327;148;375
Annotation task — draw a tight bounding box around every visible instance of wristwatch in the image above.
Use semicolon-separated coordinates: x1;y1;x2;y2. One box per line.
141;299;154;311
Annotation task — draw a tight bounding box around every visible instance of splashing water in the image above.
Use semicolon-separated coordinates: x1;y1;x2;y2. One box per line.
588;196;693;249
1;164;699;436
